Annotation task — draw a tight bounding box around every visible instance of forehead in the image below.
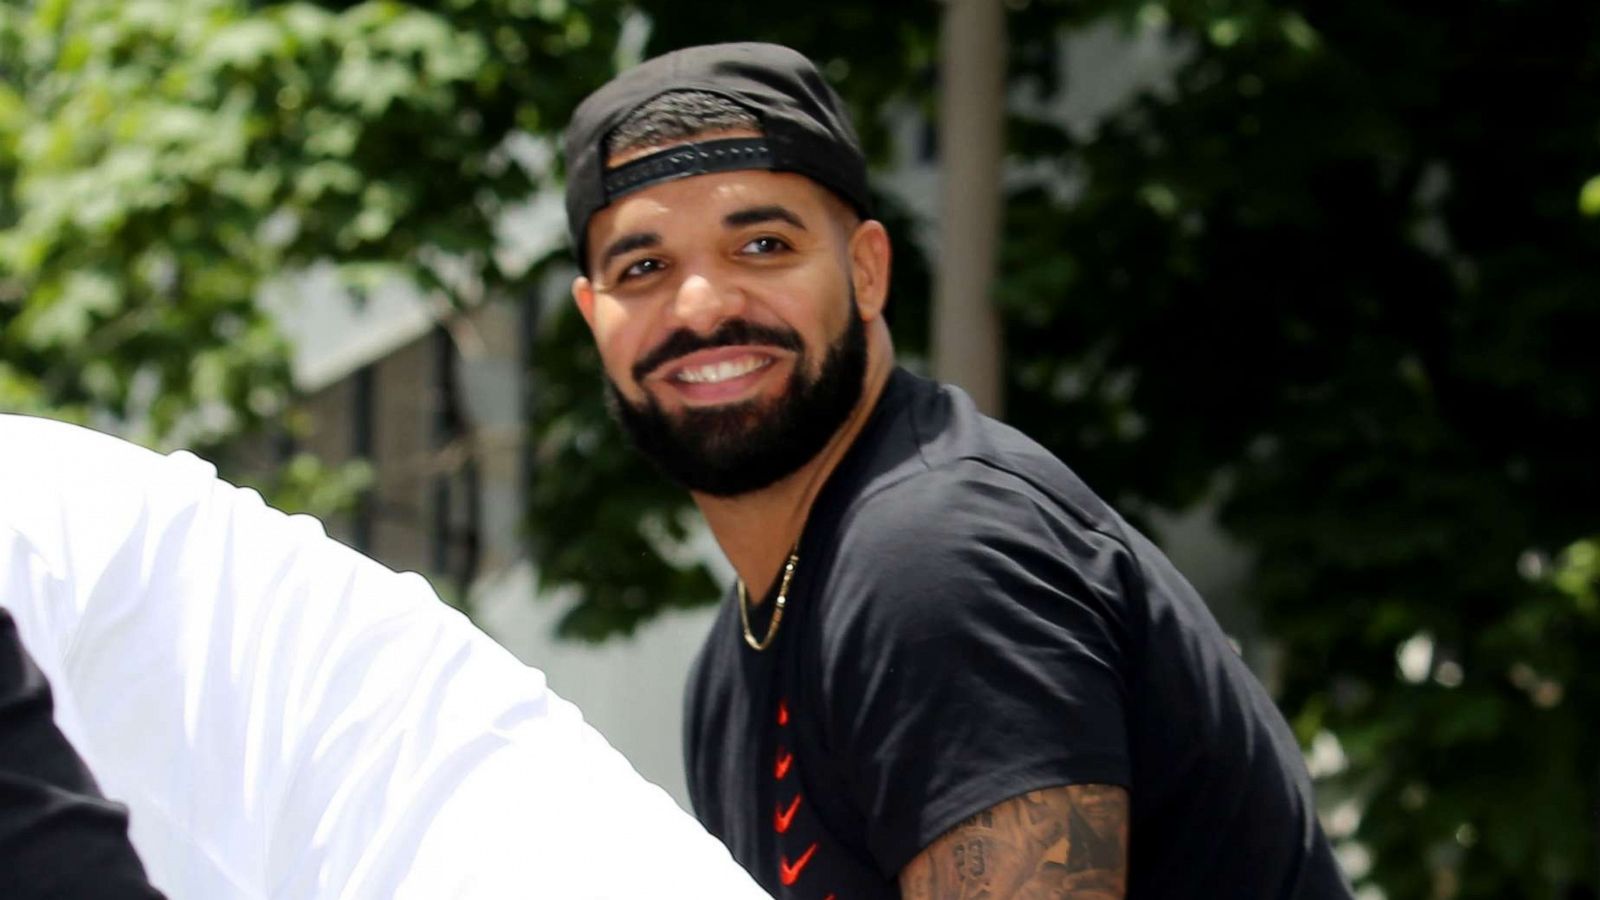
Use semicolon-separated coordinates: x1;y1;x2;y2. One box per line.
586;168;838;253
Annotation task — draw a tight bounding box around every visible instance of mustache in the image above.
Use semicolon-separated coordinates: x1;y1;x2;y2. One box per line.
632;319;804;382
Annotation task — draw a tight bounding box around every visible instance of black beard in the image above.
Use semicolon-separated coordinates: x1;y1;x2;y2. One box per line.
605;296;867;497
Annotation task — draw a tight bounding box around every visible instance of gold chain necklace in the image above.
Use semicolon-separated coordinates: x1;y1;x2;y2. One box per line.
737;545;800;652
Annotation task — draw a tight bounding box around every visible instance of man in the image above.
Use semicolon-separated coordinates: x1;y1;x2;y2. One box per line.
563;42;1354;899
0;413;766;898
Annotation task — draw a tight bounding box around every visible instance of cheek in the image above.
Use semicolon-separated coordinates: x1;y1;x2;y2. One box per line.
790;275;853;344
591;303;652;381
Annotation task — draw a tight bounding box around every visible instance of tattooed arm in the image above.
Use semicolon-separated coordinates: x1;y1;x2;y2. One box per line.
898;784;1129;900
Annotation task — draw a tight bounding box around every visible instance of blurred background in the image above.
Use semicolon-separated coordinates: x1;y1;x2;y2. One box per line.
2;1;1598;897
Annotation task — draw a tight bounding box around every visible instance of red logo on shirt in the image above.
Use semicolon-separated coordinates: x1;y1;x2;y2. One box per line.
779;842;818;886
775;794;802;833
777;699;790;726
774;748;793;780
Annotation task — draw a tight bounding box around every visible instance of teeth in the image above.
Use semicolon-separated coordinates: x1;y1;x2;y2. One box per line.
674;356;768;384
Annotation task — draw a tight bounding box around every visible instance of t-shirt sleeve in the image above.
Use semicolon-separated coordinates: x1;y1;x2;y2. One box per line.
815;464;1135;877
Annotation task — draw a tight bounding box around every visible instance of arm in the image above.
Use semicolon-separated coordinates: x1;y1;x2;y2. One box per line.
898;784;1128;900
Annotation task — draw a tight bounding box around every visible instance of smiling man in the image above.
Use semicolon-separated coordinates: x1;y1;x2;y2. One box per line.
563;42;1353;900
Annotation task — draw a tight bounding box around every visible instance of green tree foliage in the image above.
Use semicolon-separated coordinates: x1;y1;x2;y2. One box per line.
0;0;624;524
0;0;622;447
0;0;292;441
992;2;1600;897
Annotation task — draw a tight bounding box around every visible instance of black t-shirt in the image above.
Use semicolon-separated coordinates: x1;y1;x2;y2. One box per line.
0;608;164;899
685;368;1352;899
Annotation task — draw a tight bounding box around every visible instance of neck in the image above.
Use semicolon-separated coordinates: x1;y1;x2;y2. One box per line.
693;331;895;602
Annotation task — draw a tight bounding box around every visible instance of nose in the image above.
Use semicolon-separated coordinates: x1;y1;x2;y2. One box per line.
671;273;745;334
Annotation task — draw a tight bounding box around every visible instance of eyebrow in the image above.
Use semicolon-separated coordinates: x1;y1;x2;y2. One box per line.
597;231;661;271
724;205;807;231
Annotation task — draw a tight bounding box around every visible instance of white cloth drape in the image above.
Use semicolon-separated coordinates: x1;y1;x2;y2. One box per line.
0;414;766;899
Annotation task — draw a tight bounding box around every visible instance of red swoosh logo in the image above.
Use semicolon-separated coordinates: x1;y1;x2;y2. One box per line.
779;842;818;886
776;699;790;726
774;794;802;833
774;749;793;780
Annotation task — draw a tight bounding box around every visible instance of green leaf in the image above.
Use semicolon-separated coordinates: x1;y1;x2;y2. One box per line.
1580;175;1600;218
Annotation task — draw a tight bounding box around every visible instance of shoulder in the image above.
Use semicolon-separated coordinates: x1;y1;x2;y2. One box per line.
849;458;1075;544
0;414;222;534
808;463;1136;675
0;414;378;674
838;371;1130;567
828;459;1131;603
0;415;278;596
0;415;214;606
0;413;180;468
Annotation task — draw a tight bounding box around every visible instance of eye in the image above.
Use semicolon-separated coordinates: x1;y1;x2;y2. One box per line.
739;236;791;256
618;257;665;282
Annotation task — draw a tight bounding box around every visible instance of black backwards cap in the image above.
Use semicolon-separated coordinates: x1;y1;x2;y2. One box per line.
563;42;872;270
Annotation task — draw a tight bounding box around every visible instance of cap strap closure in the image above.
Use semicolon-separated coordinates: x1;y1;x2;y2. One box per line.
601;137;775;200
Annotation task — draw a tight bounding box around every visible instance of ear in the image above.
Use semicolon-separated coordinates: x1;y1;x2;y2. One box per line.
571;275;598;330
847;219;892;323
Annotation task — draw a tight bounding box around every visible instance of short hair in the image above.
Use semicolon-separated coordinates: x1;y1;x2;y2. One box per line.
603;91;761;161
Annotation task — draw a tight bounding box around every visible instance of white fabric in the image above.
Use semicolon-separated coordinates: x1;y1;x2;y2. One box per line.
0;414;766;899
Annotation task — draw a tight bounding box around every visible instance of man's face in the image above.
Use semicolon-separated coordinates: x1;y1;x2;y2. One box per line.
572;165;870;496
